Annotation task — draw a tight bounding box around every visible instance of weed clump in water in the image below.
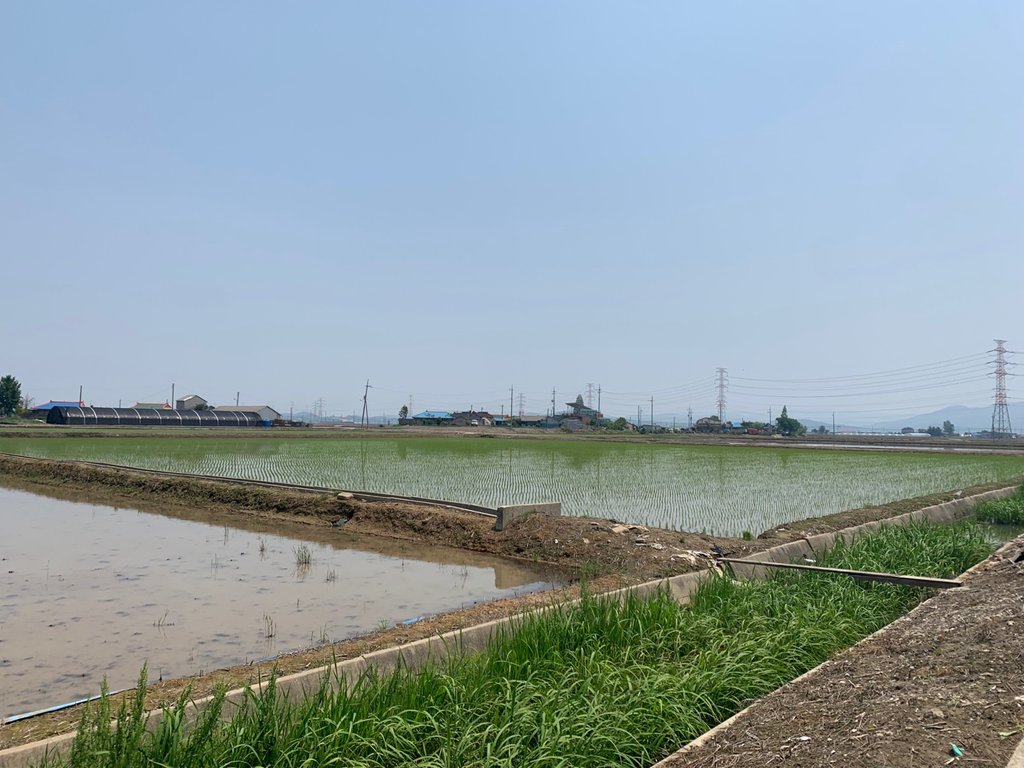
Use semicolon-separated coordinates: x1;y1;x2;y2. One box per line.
975;484;1024;525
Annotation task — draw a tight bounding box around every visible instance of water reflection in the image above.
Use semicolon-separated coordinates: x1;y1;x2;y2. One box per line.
0;482;559;719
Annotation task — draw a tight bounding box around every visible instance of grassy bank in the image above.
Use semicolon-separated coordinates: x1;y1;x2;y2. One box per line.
47;521;992;768
975;483;1024;525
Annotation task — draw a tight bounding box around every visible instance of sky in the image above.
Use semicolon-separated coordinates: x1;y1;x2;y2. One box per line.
2;2;1022;425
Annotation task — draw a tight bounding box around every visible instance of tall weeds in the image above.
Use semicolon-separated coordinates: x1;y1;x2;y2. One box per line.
975;484;1024;525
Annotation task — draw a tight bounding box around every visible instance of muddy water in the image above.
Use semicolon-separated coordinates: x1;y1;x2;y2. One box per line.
0;486;557;719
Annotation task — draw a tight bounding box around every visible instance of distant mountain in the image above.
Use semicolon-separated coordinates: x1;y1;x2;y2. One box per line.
865;403;1024;433
757;403;1024;435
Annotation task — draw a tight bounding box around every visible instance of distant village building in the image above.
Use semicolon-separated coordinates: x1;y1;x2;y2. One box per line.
515;415;549;427
564;394;603;426
132;401;171;409
451;411;494;427
405;410;453;426
175;394;208;411
694;415;723;433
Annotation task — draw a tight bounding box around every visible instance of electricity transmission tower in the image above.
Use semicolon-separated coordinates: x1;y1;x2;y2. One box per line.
517;393;525;418
716;368;728;422
990;340;1014;438
361;380;372;428
585;383;595;408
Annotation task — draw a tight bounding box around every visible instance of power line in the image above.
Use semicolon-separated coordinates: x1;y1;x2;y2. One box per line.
730;352;990;384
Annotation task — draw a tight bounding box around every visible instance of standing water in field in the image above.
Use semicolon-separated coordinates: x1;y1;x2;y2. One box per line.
1;436;1022;534
0;485;556;720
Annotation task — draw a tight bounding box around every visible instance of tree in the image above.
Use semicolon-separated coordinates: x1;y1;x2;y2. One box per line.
775;405;806;436
0;375;21;417
925;425;943;437
606;416;629;431
942;420;955;437
398;405;409;420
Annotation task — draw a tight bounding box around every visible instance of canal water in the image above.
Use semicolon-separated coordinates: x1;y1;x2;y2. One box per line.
0;485;557;719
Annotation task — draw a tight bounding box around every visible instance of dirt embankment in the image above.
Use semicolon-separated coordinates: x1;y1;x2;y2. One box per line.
0;453;1020;752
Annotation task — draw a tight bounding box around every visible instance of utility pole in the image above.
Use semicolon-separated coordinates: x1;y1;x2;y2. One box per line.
236;391;240;406
171;383;175;408
510;386;514;420
361;380;372;428
716;368;728;423
551;387;556;419
687;407;693;430
597;385;602;415
79;385;83;406
832;412;836;436
290;402;294;421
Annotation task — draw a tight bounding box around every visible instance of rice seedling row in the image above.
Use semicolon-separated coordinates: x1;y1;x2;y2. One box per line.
54;521;993;767
2;436;1021;536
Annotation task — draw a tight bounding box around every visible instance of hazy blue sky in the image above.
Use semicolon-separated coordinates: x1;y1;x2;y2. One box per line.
3;2;1021;423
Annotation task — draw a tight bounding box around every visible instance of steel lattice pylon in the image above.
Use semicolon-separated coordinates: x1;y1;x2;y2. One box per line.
991;339;1013;438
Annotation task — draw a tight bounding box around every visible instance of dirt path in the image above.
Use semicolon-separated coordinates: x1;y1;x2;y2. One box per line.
657;538;1024;768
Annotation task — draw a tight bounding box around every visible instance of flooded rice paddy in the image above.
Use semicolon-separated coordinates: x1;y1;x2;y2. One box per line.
0;485;556;719
1;436;1022;535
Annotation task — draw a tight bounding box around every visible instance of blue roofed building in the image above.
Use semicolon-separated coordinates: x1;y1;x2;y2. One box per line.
404;410;453;426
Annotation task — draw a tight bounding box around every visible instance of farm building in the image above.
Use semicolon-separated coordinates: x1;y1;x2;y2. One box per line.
27;400;84;417
132;401;170;409
211;405;281;426
451;411;495;427
175;394;208;410
46;406;265;427
404;410;453;426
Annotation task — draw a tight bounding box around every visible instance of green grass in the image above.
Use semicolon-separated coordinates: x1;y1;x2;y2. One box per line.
975;484;1024;525
2;435;1022;535
51;521;991;768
